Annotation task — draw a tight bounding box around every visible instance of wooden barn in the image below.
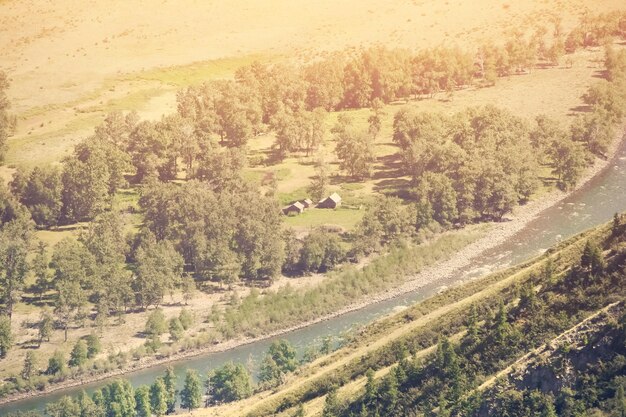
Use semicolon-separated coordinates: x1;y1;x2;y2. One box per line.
301;198;314;209
282;201;305;215
317;192;342;209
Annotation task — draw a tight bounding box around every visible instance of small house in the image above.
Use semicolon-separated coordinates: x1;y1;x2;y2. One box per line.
301;198;314;209
317;192;342;209
282;201;305;215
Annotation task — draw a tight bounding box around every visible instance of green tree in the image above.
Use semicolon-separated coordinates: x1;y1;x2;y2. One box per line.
163;366;178;413
299;229;346;273
322;386;341;417
415;172;458;226
69;339;88;368
86;333;101;358
0;315;11;358
364;368;379;411
10;166;63;228
354;196;413;254
133;232;183;309
46;350;66;376
195;147;246;192
581;240;606;275
45;396;80;417
77;390;104;417
208;361;252;403
0;71;16;163
134;385;151;417
38;310;53;345
61;153;110;223
380;372;399;416
181;273;196;305
22;351;38;380
105;379;136;417
180;369;203;411
144;309;167;339
32;241;52;301
333;121;375;179
168;317;184;342
0;215;32;320
149;378;168;417
307;154;330;203
260;339;298;385
179;309;193;330
51;238;94;340
549;138;586;190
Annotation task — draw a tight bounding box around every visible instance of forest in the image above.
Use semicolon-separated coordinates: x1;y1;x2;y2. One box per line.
0;9;626;407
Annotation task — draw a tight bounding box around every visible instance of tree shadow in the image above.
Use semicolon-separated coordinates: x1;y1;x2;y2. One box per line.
374;150;404;177
19;339;41;350
569;105;592;114
373;178;413;199
592;69;609;80
329;174;362;185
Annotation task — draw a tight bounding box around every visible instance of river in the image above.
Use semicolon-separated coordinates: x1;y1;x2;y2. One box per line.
3;138;626;415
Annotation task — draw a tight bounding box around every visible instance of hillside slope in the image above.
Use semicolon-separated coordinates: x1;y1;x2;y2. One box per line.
183;214;626;417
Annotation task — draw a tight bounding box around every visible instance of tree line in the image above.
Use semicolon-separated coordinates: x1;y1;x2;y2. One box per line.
6;337;325;417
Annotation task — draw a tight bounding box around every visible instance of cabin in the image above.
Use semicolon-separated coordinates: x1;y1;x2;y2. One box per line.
317;192;342;209
301;198;314;209
282;201;305;215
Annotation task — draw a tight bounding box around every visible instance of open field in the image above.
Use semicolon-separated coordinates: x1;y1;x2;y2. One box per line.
1;0;623;169
2;0;626;411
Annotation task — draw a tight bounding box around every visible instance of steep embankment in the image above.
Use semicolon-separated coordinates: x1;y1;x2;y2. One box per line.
191;210;626;417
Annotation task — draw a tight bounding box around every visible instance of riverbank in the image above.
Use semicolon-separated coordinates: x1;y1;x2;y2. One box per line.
1;128;624;408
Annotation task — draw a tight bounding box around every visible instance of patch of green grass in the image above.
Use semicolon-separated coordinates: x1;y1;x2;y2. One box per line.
119;54;269;87
277;187;310;206
88;88;165;113
6;113;103;167
283;207;364;231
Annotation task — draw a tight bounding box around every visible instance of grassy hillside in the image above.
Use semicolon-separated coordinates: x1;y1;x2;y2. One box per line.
187;213;626;417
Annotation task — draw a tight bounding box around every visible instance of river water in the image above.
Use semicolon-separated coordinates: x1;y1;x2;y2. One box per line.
3;139;626;415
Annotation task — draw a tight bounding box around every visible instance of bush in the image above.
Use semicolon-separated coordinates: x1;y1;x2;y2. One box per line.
145;308;167;338
179;309;193;330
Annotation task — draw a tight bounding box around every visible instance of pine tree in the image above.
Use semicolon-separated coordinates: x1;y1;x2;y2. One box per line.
149;378;168;417
32;241;51;301
163;366;177;413
614;385;626;417
22;351;38;380
292;403;306;417
0;315;12;358
612;213;622;237
168;317;184;342
541;400;558;417
464;304;480;347
38;310;53;345
493;301;510;345
69;339;88;368
322;386;340;417
134;386;152;417
86;333;101;358
380;371;399;415
180;369;202;411
364;368;378;410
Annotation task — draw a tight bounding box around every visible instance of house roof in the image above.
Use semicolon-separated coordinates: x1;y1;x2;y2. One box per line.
302;198;313;204
328;192;341;202
287;201;305;210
